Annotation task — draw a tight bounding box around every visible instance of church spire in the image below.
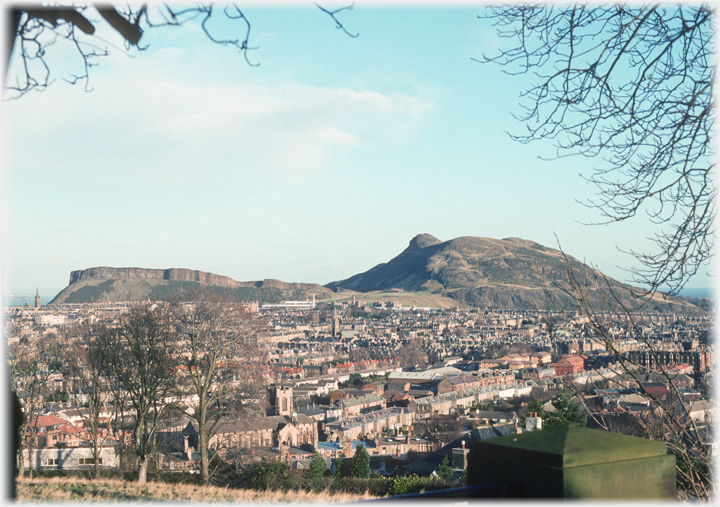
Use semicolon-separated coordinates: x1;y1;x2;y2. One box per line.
34;288;41;309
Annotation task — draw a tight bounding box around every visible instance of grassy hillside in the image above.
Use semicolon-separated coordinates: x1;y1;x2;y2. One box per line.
326;235;708;314
16;477;375;502
50;279;286;305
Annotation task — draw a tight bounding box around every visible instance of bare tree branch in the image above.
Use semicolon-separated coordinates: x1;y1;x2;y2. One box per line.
7;3;360;98
315;3;359;38
479;4;715;296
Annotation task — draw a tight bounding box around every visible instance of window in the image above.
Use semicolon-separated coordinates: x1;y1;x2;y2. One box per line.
41;458;59;466
79;458;102;465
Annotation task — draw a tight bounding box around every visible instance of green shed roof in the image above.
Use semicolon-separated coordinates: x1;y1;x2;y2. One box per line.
475;426;668;468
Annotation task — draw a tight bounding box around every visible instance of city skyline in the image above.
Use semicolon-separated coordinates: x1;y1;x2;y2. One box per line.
3;3;715;299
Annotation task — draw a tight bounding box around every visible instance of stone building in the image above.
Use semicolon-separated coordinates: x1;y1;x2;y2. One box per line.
187;412;319;454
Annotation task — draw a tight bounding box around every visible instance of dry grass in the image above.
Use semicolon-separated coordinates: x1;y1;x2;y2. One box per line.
16;477;377;503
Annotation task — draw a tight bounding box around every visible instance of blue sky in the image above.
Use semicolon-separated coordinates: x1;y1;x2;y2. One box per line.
2;2;715;297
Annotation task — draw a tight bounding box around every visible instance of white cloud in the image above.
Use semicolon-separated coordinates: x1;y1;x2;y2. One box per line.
70;77;438;179
4;39;439;193
316;127;357;144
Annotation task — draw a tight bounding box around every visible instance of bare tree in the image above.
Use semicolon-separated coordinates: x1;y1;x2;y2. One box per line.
480;4;714;296
167;288;265;485
107;378;132;474
6;3;358;98
91;305;178;484
547;253;713;499
481;6;715;498
8;336;55;478
63;326;113;478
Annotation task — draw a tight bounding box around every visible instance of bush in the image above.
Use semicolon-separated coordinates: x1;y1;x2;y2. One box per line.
331;476;393;496
305;453;328;482
330;474;456;497
389;475;424;496
249;460;294;491
438;456;453;481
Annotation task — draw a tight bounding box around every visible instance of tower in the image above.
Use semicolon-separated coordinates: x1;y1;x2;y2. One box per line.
34;288;41;309
332;307;340;337
275;386;293;417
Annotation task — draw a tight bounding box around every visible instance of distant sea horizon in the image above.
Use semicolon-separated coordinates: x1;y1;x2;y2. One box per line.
2;285;716;307
3;289;62;307
672;287;715;300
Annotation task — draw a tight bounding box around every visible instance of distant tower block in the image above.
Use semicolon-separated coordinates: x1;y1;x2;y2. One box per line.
34;288;41;309
275;386;293;417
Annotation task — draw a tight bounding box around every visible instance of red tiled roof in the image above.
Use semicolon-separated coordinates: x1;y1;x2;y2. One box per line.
33;415;66;428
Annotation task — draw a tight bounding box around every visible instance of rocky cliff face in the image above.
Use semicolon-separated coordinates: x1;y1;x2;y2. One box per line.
70;267;247;287
68;268;327;291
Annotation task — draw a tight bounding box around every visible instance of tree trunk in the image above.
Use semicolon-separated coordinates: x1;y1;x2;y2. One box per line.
200;429;208;485
137;456;148;484
152;431;158;474
25;438;34;479
93;434;100;477
17;446;25;479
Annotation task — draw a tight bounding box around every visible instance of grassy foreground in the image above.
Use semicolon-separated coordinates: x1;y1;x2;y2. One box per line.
16;477;377;503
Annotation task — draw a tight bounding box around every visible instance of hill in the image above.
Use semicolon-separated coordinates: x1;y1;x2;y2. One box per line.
48;238;709;313
324;234;706;313
49;267;331;305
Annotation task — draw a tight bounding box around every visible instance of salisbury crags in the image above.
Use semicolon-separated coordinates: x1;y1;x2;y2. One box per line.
68;267;323;291
51;267;328;304
69;267;241;287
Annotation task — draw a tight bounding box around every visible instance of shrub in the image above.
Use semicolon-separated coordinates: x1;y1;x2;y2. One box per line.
250;460;294;491
332;476;392;497
438;456;453;481
350;444;370;478
305;453;328;482
389;474;424;496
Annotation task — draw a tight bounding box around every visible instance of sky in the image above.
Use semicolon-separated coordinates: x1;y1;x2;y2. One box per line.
1;2;716;299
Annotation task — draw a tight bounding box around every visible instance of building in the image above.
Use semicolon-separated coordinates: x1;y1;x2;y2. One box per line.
548;354;585;375
20;446;118;471
626;349;714;376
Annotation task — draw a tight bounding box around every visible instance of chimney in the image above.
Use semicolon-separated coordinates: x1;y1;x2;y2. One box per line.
526;413;542;432
342;438;353;457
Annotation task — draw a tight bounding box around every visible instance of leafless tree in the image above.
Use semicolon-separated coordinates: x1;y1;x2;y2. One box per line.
480;4;714;296
6;2;358;98
7;335;57;478
91;305;178;484
482;6;714;498
62;325;113;478
546;253;713;499
166;287;265;485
